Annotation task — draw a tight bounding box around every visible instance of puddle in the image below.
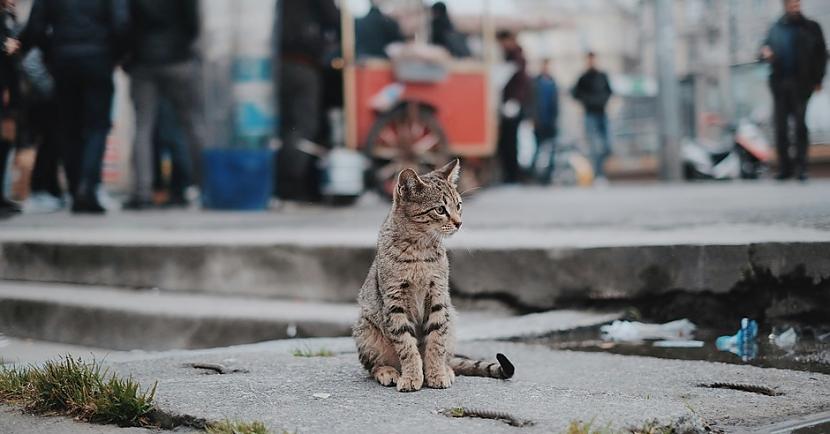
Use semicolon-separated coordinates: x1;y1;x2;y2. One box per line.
531;325;830;375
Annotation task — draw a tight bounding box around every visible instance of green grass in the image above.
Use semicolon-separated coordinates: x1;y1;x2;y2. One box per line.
565;420;683;434
207;419;271;434
291;347;334;357
0;356;156;427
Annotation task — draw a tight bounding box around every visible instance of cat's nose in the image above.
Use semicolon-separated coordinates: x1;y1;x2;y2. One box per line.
453;220;462;229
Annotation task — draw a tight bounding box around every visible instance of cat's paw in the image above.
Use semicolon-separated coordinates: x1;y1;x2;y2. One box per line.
396;372;424;392
372;366;400;387
425;365;455;389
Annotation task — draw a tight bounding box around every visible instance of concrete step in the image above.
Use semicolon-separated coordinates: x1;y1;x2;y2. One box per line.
2;231;829;311
0;281;620;353
0;282;358;351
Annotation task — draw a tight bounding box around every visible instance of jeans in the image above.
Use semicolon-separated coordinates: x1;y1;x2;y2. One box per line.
53;57;114;199
130;59;205;201
152;97;190;197
585;112;611;178
771;79;811;176
530;126;557;184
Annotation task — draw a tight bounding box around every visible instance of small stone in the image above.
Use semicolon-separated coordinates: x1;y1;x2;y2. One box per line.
312;393;331;399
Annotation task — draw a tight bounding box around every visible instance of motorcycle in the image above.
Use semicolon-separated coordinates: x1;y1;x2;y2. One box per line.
682;119;773;180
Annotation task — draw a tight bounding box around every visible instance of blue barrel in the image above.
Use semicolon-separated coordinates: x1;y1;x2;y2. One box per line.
202;148;274;210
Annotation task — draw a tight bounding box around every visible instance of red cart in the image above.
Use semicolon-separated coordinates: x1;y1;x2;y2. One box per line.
341;3;497;198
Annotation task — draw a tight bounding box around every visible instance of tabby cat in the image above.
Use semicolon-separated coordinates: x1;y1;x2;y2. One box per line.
353;159;514;392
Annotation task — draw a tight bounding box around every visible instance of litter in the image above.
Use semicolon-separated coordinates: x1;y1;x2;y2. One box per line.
769;327;798;350
313;393;331;399
600;319;697;342
716;318;758;361
653;340;705;348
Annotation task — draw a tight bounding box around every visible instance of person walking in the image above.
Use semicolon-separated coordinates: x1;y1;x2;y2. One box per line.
277;0;339;202
496;30;529;184
762;0;827;181
572;52;613;184
15;0;129;214
124;0;204;210
528;58;560;185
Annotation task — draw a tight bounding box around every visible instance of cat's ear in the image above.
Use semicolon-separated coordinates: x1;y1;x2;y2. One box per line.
396;168;425;200
437;158;461;187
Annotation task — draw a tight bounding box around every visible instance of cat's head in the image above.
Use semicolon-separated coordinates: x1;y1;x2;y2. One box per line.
394;159;463;237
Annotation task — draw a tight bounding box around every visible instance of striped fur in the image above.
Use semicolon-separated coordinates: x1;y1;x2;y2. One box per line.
353;160;515;392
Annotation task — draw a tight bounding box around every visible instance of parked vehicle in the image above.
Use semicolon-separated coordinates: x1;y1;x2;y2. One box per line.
682;119;773;180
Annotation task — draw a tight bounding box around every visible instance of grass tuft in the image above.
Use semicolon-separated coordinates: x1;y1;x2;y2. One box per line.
0;356;156;427
291;347;334;358
207;419;271;434
565;420;615;434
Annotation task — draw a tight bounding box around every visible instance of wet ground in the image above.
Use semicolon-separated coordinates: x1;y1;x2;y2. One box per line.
531;323;830;375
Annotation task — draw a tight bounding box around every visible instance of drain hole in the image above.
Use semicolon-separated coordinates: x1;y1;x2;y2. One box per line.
185;363;249;375
698;382;782;396
442;407;533;427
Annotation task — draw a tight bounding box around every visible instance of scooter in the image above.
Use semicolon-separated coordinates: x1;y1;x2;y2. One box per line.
682;119;773;180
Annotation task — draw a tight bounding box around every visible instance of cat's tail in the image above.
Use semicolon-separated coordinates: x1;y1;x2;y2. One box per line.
450;353;514;379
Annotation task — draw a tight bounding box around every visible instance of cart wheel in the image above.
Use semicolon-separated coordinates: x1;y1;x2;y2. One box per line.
365;103;450;200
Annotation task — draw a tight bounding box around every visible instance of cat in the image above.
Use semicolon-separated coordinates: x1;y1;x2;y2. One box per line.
353;159;514;392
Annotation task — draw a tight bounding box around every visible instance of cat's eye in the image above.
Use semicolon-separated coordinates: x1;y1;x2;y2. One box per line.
436;206;447;215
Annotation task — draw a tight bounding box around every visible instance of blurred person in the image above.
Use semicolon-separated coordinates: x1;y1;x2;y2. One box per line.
22;48;65;213
124;0;204;210
15;0;130;214
528;58;559;185
0;0;20;215
151;97;190;207
277;0;339;202
761;0;827;181
572;52;613;184
495;30;529;184
355;0;403;59
430;2;470;58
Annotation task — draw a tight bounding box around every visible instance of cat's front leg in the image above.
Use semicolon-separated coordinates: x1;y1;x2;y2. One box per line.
384;302;423;392
423;300;455;388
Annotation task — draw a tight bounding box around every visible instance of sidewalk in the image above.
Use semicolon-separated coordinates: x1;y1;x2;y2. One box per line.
69;338;830;433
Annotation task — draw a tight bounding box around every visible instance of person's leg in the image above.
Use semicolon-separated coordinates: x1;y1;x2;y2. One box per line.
585;113;603;178
543;134;557;185
129;67;160;204
29;100;63;198
596;113;612;178
53;71;84;200
155;98;190;200
529;130;544;180
76;61;115;210
771;81;793;179
157;60;205;190
792;90;811;180
501;116;521;183
277;62;322;200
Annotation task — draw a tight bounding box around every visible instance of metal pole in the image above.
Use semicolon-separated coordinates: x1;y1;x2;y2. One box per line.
654;0;682;181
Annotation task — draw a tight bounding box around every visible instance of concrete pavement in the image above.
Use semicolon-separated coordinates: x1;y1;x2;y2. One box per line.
101;338;830;433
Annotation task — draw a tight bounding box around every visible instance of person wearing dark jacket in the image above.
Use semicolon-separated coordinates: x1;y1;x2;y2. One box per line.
496;30;529;184
572;52;613;183
430;2;469;58
528;58;559;185
124;0;204;210
16;0;129;213
762;0;827;181
356;2;403;59
277;0;339;202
